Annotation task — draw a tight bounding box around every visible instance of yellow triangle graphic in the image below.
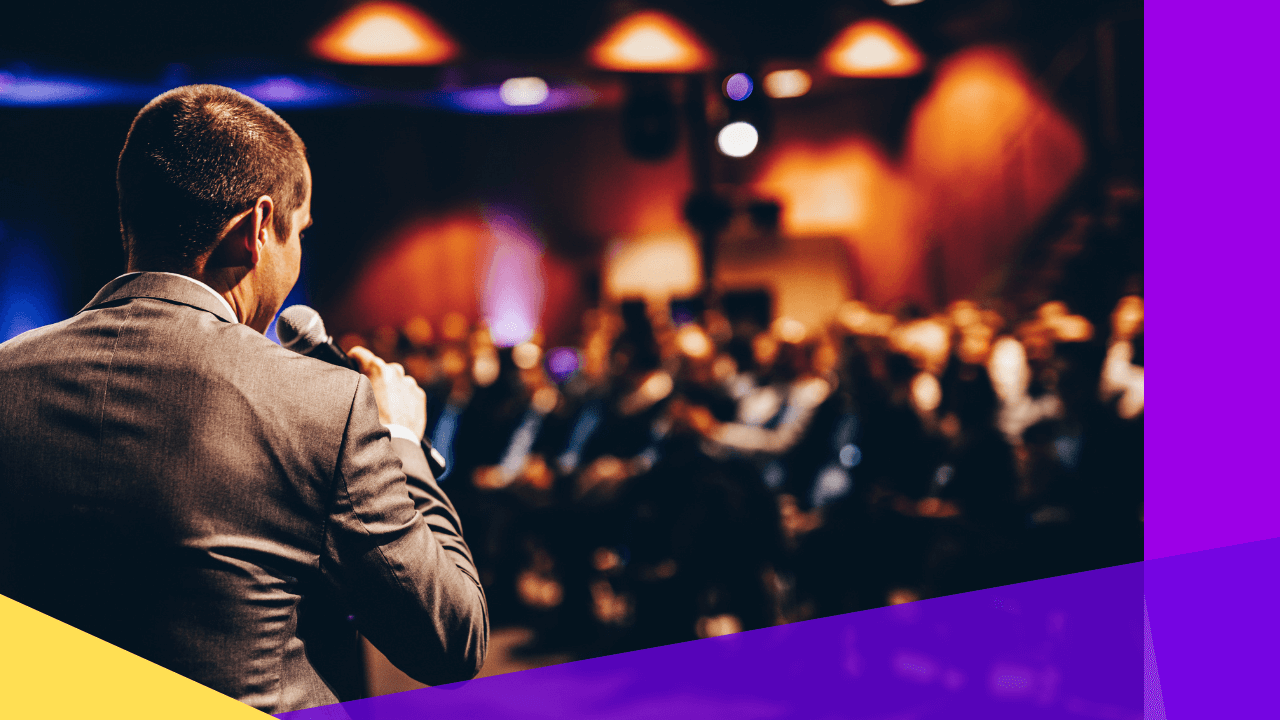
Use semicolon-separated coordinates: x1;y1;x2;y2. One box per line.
0;593;269;719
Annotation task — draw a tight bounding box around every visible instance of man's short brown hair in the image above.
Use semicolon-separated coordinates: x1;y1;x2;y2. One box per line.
117;85;308;271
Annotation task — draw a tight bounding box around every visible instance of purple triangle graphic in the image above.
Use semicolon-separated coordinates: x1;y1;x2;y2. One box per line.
1143;597;1167;720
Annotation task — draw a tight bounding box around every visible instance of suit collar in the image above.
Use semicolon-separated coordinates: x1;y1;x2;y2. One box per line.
81;272;240;324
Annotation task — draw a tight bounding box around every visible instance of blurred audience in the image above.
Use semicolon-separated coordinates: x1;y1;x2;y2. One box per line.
336;290;1143;658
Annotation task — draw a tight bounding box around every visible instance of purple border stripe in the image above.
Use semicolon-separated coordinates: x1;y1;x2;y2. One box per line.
279;563;1142;720
1145;0;1280;559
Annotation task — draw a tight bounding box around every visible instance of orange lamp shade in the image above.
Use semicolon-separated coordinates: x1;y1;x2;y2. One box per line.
821;19;924;78
310;1;460;66
588;10;713;73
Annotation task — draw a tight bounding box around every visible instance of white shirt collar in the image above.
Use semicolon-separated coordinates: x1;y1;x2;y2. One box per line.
114;271;239;324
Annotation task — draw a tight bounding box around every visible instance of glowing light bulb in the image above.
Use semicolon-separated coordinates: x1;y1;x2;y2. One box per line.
499;77;549;107
717;121;759;157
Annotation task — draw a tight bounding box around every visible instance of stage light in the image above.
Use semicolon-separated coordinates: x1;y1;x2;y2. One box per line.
723;72;753;101
884;0;925;5
499;77;549;107
717;121;759;157
762;69;811;98
821;19;924;77
588;10;713;73
310;1;460;66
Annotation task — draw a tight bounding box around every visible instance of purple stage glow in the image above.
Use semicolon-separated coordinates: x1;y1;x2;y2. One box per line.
233;76;357;107
480;212;545;347
0;66;597;113
0;70;150;106
437;84;596;115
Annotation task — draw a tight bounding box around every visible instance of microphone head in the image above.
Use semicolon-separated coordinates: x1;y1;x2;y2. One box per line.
277;305;328;353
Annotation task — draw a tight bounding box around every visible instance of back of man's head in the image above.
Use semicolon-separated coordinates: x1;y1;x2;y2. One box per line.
117;84;307;272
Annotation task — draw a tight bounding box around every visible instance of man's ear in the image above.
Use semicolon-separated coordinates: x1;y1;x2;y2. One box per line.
207;195;276;270
249;195;276;267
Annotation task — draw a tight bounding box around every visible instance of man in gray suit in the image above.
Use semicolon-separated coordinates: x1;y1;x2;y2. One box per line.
0;85;487;713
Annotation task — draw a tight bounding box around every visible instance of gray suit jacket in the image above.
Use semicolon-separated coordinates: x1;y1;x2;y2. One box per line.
0;273;488;713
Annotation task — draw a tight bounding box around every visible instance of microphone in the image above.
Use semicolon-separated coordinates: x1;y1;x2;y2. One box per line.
275;305;447;478
277;305;358;370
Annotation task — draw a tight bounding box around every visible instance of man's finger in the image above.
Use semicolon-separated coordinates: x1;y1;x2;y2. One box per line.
347;346;385;375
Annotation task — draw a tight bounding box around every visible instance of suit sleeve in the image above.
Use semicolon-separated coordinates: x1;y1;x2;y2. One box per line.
322;375;488;686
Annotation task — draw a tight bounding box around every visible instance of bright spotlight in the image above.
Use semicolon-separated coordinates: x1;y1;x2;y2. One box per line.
821;19;925;77
587;10;714;73
763;69;811;98
723;73;753;101
885;0;925;5
309;1;460;66
717;121;759;157
499;77;549;106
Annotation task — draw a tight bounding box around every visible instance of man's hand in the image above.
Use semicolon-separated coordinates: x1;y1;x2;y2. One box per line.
348;346;427;439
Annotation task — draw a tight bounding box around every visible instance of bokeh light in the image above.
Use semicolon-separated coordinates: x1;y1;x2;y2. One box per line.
772;317;808;344
839;444;862;468
545;347;581;383
911;372;943;414
762;69;811;98
676;325;713;359
403;316;433;346
499;77;549;107
717;121;759;157
512;341;542;370
723;73;753;101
